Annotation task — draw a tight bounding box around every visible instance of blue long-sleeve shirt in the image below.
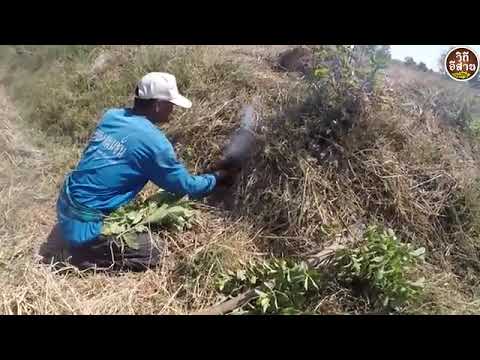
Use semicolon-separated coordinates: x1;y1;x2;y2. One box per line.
57;108;216;247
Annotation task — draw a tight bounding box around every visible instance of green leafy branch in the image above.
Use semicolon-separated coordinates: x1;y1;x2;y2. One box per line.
102;190;196;249
334;225;425;310
216;258;323;314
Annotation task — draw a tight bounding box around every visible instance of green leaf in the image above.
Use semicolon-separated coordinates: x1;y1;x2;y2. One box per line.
143;204;169;224
236;270;247;281
410;247;426;258
216;275;230;292
102;222;127;235
126;211;138;221
258;295;271;313
173;223;184;231
148;202;158;211
131;211;144;225
408;277;425;288
280;307;301;315
166;206;193;218
308;275;320;290
102;224;114;236
133;224;148;233
314;67;329;78
122;232;140;250
377;269;384;280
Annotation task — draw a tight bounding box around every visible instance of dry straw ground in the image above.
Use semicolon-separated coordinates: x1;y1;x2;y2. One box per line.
1;45;480;314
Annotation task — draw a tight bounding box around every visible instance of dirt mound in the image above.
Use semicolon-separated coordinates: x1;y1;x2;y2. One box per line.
277;46;315;74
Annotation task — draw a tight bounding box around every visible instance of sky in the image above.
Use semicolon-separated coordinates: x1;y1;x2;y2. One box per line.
390;45;480;71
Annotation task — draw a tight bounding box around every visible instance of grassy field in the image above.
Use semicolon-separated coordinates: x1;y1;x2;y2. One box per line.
1;45;480;314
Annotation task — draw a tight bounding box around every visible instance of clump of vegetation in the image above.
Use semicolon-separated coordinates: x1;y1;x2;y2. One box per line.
213;225;427;314
469;117;480;138
216;258;323;314
102;190;195;249
334;225;426;311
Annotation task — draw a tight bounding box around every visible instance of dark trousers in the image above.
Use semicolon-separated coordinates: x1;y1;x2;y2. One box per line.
40;224;164;272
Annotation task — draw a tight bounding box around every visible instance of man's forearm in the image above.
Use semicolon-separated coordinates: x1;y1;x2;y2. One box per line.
157;168;217;199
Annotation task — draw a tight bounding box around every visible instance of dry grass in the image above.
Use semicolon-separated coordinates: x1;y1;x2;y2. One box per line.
1;46;480;314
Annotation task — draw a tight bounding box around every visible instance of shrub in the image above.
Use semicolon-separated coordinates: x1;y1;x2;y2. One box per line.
216;258;323;314
334;225;426;310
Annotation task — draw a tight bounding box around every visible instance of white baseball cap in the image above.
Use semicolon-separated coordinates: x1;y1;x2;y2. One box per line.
136;72;192;109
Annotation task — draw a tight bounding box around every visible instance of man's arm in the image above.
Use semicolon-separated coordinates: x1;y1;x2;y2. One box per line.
144;139;217;199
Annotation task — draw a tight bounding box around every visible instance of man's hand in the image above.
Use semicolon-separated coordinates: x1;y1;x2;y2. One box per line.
213;168;241;187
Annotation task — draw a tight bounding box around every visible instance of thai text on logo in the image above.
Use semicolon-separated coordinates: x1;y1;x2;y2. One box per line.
445;47;479;81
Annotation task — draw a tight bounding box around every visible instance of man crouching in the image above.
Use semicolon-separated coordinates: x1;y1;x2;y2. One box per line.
40;72;236;272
